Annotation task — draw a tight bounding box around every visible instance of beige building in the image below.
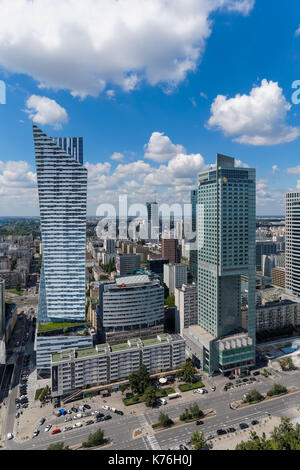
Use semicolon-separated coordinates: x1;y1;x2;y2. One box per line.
242;299;300;332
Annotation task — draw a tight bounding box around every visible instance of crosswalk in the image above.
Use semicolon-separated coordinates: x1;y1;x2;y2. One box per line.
137;415;161;450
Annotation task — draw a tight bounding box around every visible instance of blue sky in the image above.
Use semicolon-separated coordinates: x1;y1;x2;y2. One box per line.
0;0;300;215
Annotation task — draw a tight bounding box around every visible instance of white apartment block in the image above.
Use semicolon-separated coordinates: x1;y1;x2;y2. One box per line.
242;300;300;332
51;334;186;397
174;283;198;335
163;264;187;295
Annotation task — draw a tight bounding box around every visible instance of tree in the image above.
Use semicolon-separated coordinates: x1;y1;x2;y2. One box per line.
143;385;157;407
244;389;264;404
129;365;151;395
279;357;295;371
267;383;288;397
120;384;128;395
47;442;69;450
191;430;206;450
180;359;195;383
165;295;175;308
158;412;173;428
180;404;203;421
82;429;105;448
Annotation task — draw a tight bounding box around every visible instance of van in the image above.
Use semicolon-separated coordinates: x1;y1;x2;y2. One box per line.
157;398;167;405
167;393;181;400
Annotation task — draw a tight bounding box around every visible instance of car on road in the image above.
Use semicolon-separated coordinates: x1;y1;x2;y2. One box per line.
239;423;249;430
51;428;61;435
63;426;73;432
251;420;259;426
104;414;112;420
85;420;94;425
73;422;82;428
217;429;227;436
211;386;216;392
32;429;39;438
205;434;215;441
179;444;188;450
96;417;104;423
253;371;260;376
102;405;109;410
242;378;249;383
196;420;204;426
115;410;124;415
83;404;91;409
7;433;14;440
223;386;228;391
227;427;236;433
45;424;52;432
236;379;242;384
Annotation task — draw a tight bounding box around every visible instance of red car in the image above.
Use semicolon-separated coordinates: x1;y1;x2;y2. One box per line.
51;428;61;435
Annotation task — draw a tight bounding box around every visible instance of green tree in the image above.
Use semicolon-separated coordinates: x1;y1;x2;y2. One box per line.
267;383;288;397
165;295;175;308
143;385;157;407
158;412;173;428
191;430;206;450
129;365;151;395
180;359;195;383
279;357;295;371
244;389;264;404
120;384;128;395
82;429;105;448
47;442;69;450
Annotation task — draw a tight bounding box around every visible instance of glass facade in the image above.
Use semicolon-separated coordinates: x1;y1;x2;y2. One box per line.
34;125;87;322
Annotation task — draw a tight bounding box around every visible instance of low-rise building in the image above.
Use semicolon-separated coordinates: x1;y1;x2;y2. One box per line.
242;299;300;332
51;334;185;397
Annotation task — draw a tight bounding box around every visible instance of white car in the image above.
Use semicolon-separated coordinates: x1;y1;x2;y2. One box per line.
102;405;109;410
32;429;39;438
73;422;82;428
211;386;216;392
73;413;83;420
45;424;52;432
7;433;14;440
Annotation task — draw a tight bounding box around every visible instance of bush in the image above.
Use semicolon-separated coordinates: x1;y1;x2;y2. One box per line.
267;383;288;397
179;381;205;392
158;412;173;428
244;389;264;404
82;429;105;448
180;404;203;421
47;442;69;450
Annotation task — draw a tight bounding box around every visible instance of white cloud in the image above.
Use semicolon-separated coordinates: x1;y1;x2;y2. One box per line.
25;95;68;129
144;132;185;162
0;0;254;98
207;79;300;145
236;159;249;168
110;152;124;161
295;26;300;36
287;165;300;175
272;164;279;174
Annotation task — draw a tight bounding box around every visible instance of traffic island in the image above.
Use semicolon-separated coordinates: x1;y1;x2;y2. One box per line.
230;386;299;410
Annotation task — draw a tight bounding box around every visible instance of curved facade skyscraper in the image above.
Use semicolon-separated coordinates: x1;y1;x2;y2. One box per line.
33;125;87;322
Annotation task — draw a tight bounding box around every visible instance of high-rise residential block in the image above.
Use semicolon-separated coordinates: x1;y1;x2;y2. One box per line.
183;154;256;375
286;191;300;297
174;283;197;335
163;263;187;295
33;125;87;322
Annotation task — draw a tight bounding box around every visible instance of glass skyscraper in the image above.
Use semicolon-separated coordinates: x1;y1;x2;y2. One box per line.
190;189;198;280
286;191;300;297
183;154;256;375
33;125;87;322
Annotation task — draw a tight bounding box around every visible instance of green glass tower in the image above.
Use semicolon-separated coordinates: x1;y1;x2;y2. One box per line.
184;154;256;375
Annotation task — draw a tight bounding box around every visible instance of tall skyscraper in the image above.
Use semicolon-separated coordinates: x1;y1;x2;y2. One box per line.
0;277;5;338
51;137;83;164
183;154;256;375
33;125;87;322
190;189;198;280
146;201;159;241
286;191;300;297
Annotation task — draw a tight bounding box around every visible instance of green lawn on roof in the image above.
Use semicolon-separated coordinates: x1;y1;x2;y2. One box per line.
38;322;85;332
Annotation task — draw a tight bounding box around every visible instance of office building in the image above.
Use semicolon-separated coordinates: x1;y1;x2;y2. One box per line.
146;201;159;241
147;258;169;282
271;267;286;288
190;189;198;280
163;263;187;295
0;278;5;339
261;254;276;277
183;154;256;375
161;238;180;264
286;191;300;297
34;125;87;322
51;334;185;398
51;137;83;164
256;241;277;271
97;274;165;344
174;283;198;335
104;239;116;254
116;254;141;276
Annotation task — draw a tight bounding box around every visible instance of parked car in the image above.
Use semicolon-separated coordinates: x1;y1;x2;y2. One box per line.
211;386;216;392
64;417;72;422
217;429;227;436
205;434;215;441
179;444;188;450
253;371;260;376
85;420;94;425
102;405;109;410
39;417;46;425
115;410;124;415
227;427;236;433
63;426;72;432
32;429;39;438
96;417;104;423
196;420;204;426
51;428;61;435
239;423;249;430
73;422;82;428
104;414;112;420
71;407;78;413
83;404;91;409
251;420;259;426
7;433;14;440
44;424;52;432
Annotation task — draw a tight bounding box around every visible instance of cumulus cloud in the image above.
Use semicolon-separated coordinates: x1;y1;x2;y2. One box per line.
0;0;254;98
236;159;249;168
144;132;185;162
25;95;68;129
272;164;279;174
110;152;124;161
287;165;300;175
207;79;300;145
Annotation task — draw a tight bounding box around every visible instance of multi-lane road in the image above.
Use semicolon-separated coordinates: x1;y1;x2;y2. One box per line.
5;367;300;450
